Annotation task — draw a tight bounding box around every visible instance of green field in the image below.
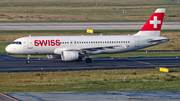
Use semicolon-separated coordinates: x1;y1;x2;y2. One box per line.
0;68;180;93
0;0;180;22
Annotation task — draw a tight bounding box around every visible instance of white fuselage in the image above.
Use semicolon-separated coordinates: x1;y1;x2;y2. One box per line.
5;35;168;55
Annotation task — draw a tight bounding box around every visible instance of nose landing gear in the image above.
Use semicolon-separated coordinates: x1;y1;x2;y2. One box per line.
26;55;31;64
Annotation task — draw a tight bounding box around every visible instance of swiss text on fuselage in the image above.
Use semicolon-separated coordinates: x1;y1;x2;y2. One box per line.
34;40;61;46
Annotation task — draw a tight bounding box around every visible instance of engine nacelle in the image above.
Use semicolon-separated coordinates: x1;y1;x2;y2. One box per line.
61;51;79;61
47;55;61;59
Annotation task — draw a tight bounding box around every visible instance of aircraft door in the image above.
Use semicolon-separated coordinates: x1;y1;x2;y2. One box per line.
27;38;33;49
134;37;139;47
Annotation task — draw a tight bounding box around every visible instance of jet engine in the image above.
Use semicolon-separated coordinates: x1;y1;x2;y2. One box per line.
47;55;61;59
61;51;79;61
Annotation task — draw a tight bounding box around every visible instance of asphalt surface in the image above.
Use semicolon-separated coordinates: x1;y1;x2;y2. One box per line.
1;54;180;101
0;93;17;101
0;22;179;30
0;54;180;72
5;91;180;101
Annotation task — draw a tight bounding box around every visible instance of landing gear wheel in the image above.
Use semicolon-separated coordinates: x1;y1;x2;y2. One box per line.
76;57;82;62
26;55;31;64
85;58;92;63
26;60;31;64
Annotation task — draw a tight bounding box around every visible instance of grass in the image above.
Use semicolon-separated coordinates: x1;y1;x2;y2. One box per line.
0;42;10;54
0;68;180;93
0;0;180;22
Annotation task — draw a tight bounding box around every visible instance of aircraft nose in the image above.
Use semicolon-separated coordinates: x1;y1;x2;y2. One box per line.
5;45;12;53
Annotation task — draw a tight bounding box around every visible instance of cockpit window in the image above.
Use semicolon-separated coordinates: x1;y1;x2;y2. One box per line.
12;41;22;45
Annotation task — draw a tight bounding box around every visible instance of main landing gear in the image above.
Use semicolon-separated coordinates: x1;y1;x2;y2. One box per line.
76;57;82;62
26;55;31;64
85;58;92;63
85;55;92;63
76;57;92;63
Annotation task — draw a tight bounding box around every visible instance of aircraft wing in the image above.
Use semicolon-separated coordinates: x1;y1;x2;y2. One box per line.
74;45;120;51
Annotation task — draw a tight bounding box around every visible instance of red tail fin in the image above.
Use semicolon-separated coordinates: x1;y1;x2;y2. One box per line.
135;8;165;36
140;8;165;31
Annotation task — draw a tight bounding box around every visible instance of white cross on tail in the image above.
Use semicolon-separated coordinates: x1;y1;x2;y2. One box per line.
150;16;161;28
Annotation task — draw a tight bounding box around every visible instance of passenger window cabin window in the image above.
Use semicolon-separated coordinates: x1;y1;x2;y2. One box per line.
12;41;22;45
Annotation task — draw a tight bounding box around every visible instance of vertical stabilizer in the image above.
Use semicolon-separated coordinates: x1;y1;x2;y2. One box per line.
134;8;165;36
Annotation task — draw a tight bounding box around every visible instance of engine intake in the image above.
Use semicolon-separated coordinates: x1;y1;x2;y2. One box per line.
61;51;79;61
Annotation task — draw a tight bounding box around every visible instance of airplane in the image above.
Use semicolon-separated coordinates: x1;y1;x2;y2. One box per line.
5;8;169;64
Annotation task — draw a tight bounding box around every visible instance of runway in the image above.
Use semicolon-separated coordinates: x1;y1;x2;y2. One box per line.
0;22;179;30
1;54;180;101
0;54;180;72
2;91;180;101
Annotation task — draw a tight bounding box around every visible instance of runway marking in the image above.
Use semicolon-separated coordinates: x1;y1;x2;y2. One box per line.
138;61;150;64
118;96;133;101
127;59;150;64
0;93;19;101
